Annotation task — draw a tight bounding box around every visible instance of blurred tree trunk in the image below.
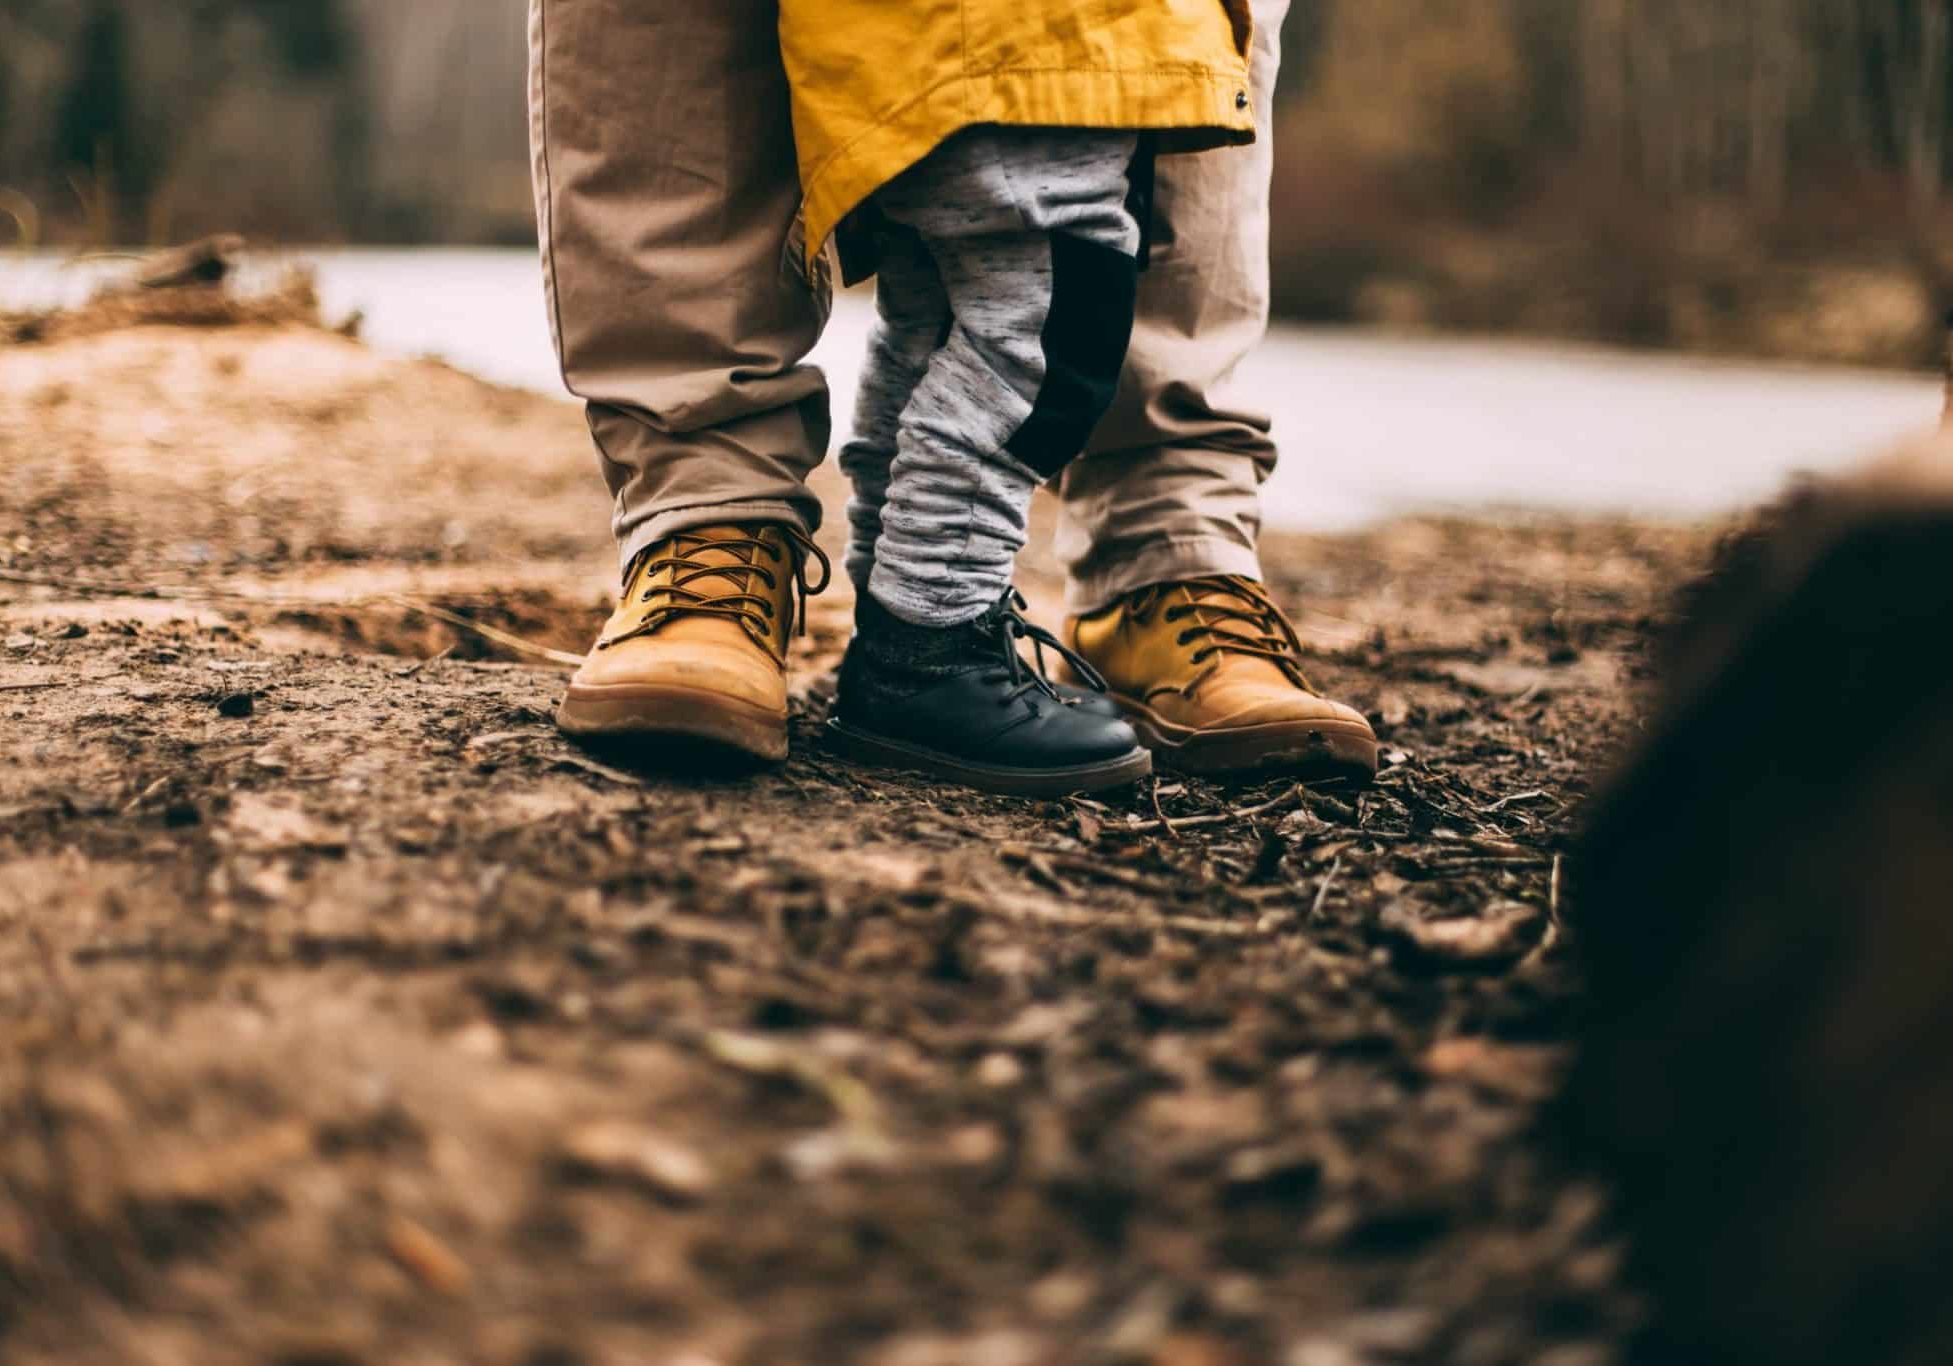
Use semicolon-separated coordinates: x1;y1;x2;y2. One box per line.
3;0;1950;259
342;0;531;240
1579;0;1631;182
50;3;137;241
1868;0;1953;309
1748;0;1793;214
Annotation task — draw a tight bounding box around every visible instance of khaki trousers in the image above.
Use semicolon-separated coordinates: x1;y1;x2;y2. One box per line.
530;0;1287;611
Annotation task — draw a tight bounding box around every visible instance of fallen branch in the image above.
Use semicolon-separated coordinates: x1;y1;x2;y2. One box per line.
0;570;582;669
379;595;583;668
0;569;162;595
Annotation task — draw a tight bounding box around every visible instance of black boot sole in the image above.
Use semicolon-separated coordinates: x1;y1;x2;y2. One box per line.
827;720;1152;797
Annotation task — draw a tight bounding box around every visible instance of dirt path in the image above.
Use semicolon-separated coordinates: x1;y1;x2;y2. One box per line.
0;299;1709;1364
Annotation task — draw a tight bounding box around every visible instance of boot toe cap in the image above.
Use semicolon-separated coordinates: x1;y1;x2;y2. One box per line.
1203;690;1376;737
1008;708;1145;766
573;636;787;712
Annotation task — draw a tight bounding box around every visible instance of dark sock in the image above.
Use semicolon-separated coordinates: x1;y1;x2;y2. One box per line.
840;592;999;709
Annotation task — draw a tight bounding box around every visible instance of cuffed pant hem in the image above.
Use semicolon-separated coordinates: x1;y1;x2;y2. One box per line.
1064;535;1264;614
617;498;817;580
865;574;997;629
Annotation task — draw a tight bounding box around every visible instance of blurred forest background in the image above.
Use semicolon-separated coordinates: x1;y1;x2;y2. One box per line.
2;0;1950;365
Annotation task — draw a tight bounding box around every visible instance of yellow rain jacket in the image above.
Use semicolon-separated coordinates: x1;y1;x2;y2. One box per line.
780;0;1256;273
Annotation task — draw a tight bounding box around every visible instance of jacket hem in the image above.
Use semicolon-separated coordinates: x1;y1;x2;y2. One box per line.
800;65;1255;272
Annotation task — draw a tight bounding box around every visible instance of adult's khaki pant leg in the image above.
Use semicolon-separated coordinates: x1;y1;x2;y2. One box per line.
530;0;830;576
1054;0;1289;612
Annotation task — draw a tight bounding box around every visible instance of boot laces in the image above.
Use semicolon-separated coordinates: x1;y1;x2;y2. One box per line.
1129;575;1315;693
984;590;1111;709
602;525;832;653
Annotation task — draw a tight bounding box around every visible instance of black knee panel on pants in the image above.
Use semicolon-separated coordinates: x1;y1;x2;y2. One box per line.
1003;232;1141;480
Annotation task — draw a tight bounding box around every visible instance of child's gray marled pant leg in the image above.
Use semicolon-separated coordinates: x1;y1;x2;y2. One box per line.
839;231;949;596
848;127;1142;626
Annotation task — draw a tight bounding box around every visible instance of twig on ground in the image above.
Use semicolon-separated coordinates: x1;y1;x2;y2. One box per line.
1422;855;1555;871
553;752;644;787
1445;835;1538;858
379;596;583;668
1478;789;1556;814
1519;854;1568;972
1000;845;1180;897
997;846;1273;922
395;644;456;677
0;803;59;823
1017;849;1072;895
1121;783;1304;836
384;1216;472;1298
696;1029;891;1140
120;776;170;815
1148;777;1175;836
0;569;177;596
956;888;1260;940
1310;855;1344;921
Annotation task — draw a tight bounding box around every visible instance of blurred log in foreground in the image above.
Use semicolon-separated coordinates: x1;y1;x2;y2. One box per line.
1566;352;1953;1363
135;234;246;290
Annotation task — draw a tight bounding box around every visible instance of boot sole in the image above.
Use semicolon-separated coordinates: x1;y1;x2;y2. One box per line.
1116;698;1379;783
557;682;788;762
827;721;1153;797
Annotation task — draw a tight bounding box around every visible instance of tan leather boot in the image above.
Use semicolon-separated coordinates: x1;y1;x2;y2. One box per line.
1066;576;1378;781
557;524;829;760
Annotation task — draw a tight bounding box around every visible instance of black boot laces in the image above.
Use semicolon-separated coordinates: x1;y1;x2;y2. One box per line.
984;590;1111;711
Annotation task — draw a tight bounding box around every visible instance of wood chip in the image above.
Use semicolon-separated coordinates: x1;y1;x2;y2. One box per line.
1380;899;1543;966
384;1216;472;1297
1421;1037;1566;1102
137;1120;313;1201
552;752;645;787
560;1121;714;1203
226;793;349;851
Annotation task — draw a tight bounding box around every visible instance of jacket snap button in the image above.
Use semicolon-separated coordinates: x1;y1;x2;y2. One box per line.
1235;91;1249;110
